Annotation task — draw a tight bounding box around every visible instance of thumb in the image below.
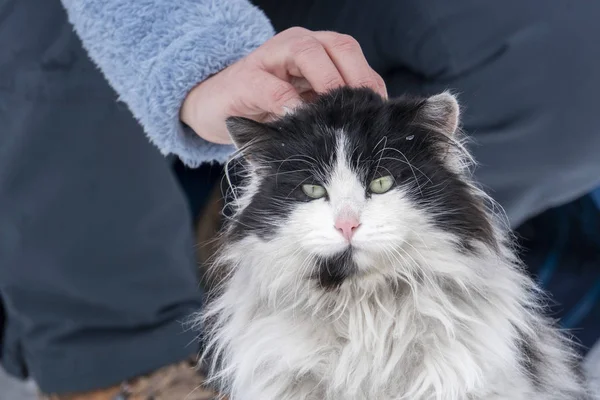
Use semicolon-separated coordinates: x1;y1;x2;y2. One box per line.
253;71;304;116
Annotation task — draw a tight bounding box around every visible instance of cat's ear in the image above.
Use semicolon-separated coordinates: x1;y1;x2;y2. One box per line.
226;117;276;168
225;116;273;150
420;92;460;137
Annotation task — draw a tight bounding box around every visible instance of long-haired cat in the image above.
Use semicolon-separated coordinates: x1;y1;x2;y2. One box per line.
196;88;589;399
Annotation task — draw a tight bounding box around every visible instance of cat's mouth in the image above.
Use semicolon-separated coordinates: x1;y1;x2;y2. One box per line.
313;248;358;289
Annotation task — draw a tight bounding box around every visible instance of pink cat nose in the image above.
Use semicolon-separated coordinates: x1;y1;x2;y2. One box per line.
335;217;361;241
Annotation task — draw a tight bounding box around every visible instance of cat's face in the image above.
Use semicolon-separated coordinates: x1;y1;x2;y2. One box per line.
226;88;494;289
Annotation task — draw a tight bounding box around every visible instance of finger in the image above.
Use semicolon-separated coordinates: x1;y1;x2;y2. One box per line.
371;70;388;99
249;70;304;116
313;32;387;98
289;76;313;95
286;35;346;93
299;90;318;103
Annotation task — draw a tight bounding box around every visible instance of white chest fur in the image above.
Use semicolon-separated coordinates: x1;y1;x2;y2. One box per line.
201;238;579;400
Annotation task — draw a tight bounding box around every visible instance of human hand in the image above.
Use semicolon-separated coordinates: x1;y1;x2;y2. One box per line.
180;27;387;145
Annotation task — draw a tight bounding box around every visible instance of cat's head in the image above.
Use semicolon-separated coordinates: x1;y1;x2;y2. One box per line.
224;88;497;290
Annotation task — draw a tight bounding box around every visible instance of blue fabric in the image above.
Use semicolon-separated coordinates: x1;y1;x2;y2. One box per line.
518;193;600;351
0;1;226;390
256;0;600;228
592;187;600;209
561;188;600;333
60;0;275;166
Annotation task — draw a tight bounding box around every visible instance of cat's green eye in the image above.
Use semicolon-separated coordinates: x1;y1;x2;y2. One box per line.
369;176;394;194
302;184;327;199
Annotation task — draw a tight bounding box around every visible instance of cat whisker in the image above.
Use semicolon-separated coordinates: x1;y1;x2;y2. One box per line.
378;153;433;186
373;136;388;180
263;169;315;178
199;89;586;399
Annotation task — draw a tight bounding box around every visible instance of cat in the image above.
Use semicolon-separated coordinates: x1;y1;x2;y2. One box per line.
195;87;590;399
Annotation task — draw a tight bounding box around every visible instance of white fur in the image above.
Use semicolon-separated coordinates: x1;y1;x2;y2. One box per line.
197;128;588;399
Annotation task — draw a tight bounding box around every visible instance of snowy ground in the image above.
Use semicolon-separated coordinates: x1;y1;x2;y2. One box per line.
0;368;36;400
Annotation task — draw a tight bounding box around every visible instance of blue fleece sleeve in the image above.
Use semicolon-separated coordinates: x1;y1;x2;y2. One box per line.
60;0;275;166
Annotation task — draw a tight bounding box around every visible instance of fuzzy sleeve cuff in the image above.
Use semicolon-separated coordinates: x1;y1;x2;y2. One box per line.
62;0;275;166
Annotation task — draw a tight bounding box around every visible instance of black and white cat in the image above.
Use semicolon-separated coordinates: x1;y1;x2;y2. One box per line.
197;88;589;399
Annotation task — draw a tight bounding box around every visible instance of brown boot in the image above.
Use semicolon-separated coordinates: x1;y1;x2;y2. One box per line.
40;359;223;400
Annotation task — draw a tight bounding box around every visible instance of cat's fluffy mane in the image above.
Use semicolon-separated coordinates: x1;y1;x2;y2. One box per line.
195;88;589;399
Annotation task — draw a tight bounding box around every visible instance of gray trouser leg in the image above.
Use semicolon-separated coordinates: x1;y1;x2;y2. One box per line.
0;0;202;393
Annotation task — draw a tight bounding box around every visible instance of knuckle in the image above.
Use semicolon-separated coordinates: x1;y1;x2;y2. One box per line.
290;35;322;57
322;75;344;89
331;34;361;53
270;83;295;104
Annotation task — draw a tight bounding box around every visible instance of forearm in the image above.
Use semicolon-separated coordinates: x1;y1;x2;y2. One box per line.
61;0;274;165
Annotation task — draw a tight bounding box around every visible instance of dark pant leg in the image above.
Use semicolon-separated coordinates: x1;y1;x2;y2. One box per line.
255;0;600;227
0;0;203;393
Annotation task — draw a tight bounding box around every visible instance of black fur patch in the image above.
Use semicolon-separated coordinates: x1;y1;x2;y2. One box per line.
515;327;543;388
227;87;496;252
314;249;356;290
